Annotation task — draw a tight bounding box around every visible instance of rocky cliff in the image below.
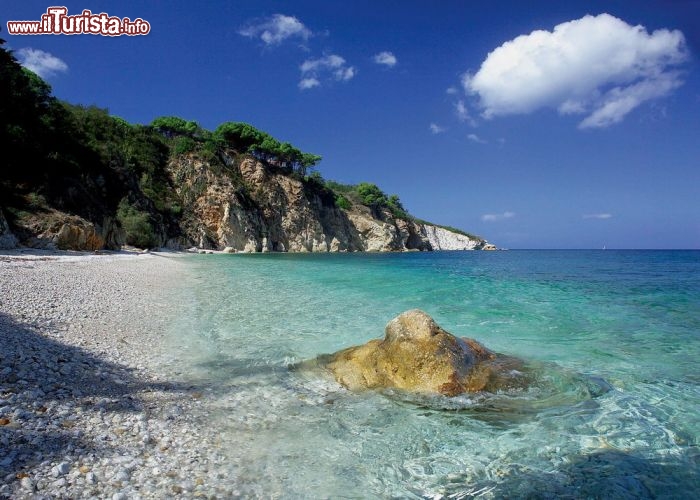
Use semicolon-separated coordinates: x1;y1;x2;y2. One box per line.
166;152;490;253
1;150;492;253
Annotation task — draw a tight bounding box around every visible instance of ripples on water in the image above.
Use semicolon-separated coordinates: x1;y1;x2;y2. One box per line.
164;250;700;498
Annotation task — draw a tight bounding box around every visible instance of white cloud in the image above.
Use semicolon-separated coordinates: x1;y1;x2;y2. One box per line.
429;123;446;134
583;213;612;219
301;54;345;72
446;86;458;95
335;66;355;81
16;48;68;78
239;14;311;46
579;74;681;128
455;100;468;120
298;77;320;90
373;51;397;67
299;54;355;89
454;99;476;125
467;133;487;144
482;211;515;222
462;13;688;128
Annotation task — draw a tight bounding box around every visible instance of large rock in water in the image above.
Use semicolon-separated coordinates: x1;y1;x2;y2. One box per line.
322;309;527;395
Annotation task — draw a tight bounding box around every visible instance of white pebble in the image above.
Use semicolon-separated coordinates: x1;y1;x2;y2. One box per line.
113;468;130;482
20;477;34;491
52;461;70;477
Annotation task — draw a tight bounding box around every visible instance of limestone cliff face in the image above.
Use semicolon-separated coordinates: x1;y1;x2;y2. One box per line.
421;225;486;251
168;153;490;252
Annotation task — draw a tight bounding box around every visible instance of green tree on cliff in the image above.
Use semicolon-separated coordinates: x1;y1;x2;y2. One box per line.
212;121;321;175
354;183;409;218
150;116;199;138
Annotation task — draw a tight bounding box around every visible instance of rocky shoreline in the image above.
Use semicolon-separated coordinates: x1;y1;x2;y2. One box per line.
0;250;242;498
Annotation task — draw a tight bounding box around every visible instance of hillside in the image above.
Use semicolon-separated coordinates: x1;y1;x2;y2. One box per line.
0;38;493;252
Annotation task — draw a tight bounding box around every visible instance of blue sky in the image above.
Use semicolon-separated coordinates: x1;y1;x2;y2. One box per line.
4;1;699;249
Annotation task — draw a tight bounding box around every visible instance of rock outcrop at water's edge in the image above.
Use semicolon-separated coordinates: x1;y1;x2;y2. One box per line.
3;150;492;253
317;309;528;395
0;150;495;253
167;154;491;253
421;224;490;251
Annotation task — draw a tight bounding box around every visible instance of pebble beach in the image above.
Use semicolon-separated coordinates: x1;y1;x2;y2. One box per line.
0;250;237;499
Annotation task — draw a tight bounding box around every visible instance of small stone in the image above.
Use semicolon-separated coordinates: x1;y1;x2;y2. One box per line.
52;461;70;477
20;477;34;491
0;418;10;426
171;485;183;494
79;465;90;474
85;472;97;484
113;468;130;482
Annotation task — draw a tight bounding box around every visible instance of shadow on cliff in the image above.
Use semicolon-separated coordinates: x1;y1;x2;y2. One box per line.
0;313;192;481
317;204;366;251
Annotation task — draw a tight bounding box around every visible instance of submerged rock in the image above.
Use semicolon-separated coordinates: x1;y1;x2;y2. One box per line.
320;309;527;396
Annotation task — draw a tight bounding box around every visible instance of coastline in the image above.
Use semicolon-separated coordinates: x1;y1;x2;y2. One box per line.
0;250;236;498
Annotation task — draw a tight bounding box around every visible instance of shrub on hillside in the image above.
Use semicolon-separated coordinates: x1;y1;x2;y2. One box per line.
173;136;197;155
335;194;351;210
116;198;156;248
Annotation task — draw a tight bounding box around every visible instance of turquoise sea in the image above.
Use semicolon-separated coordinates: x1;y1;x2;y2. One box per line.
165;250;700;498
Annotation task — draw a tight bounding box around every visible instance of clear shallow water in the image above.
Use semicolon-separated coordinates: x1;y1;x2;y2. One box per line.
165;250;700;498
